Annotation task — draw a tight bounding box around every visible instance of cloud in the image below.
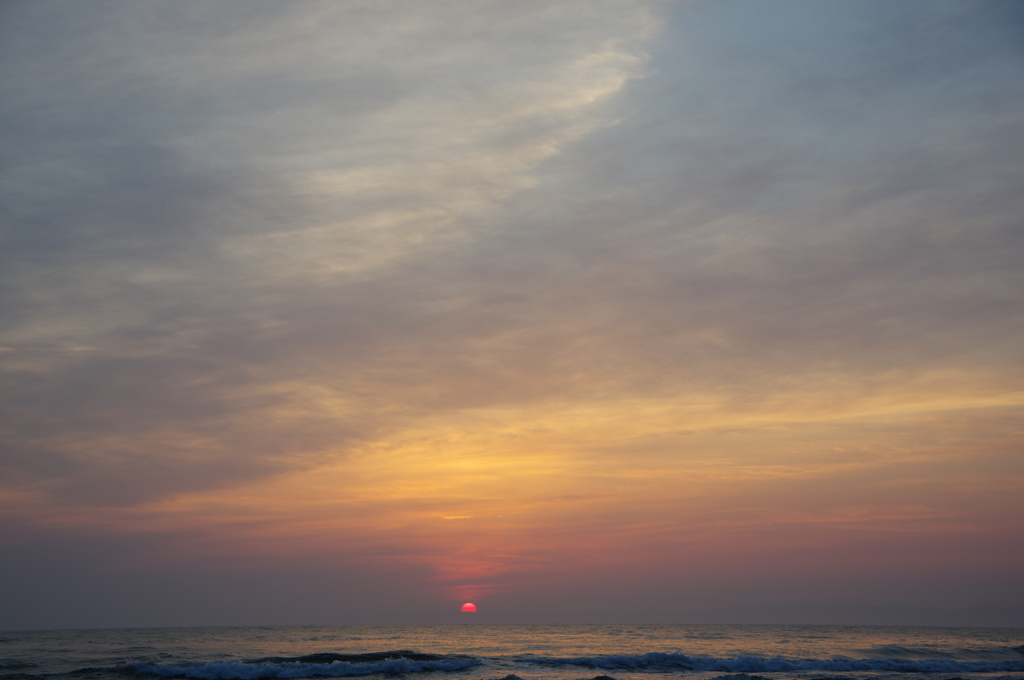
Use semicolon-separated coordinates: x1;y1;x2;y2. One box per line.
0;0;660;504
1;0;1023;626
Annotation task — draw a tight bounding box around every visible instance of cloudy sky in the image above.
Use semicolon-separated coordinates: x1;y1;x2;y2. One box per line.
2;0;1023;629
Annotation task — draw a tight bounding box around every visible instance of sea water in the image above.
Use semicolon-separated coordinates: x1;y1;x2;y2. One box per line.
1;625;1022;680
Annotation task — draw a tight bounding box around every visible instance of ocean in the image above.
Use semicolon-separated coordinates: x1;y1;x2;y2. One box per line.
2;624;1023;680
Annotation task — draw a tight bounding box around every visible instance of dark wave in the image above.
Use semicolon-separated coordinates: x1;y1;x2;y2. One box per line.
15;648;1024;680
0;663;41;671
248;652;447;665
69;667;141;677
859;645;1024;662
522;652;1024;674
129;656;480;679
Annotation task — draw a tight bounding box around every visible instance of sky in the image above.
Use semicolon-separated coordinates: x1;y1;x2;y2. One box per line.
1;0;1023;630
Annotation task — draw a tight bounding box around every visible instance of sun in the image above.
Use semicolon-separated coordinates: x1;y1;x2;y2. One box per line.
461;602;477;612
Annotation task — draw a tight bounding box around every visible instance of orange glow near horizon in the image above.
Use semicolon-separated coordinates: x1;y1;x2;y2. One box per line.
7;388;1022;603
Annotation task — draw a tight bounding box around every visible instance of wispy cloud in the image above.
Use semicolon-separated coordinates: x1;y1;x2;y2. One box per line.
1;0;1023;627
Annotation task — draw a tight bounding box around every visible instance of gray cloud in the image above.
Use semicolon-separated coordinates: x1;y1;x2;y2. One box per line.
1;0;1022;626
0;0;660;504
